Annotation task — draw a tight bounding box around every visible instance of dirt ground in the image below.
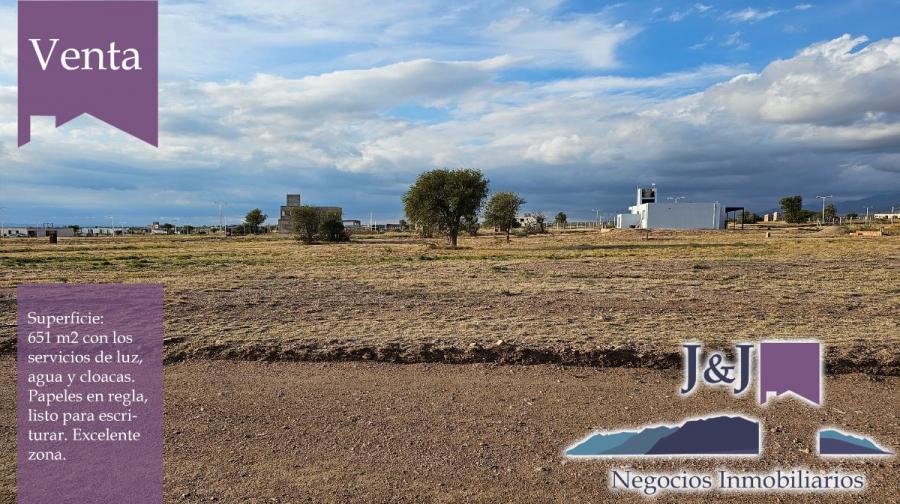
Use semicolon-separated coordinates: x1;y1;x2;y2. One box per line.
0;359;897;503
1;227;898;374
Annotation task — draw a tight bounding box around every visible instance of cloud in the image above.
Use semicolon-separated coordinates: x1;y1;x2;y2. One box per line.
2;35;900;222
0;6;16;82
485;10;639;68
722;31;750;50
704;35;900;126
669;3;714;22
726;8;781;23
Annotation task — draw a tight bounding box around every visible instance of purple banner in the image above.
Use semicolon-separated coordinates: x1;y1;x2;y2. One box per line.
18;0;158;146
17;284;163;504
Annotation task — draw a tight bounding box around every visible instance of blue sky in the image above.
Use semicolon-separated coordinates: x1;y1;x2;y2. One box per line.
1;0;899;226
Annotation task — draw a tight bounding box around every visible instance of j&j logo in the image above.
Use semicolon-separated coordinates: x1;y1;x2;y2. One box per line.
565;340;891;460
18;0;158;146
681;341;822;406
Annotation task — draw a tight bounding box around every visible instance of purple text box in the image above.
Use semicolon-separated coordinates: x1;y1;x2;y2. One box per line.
17;284;162;504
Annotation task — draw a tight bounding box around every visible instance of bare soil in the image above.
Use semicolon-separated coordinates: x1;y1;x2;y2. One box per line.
1;359;898;503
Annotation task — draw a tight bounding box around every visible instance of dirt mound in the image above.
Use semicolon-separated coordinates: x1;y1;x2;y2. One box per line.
815;226;849;236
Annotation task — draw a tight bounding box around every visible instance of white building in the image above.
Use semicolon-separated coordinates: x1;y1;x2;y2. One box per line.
81;227;120;236
1;227;29;237
616;187;727;230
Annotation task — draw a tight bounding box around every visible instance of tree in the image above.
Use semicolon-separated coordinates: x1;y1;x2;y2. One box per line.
823;203;837;222
846;212;859;220
244;208;267;234
533;212;547;233
318;210;348;242
779;195;803;223
463;215;480;237
402;168;489;247
555;212;567;227
484;192;525;242
291;206;321;244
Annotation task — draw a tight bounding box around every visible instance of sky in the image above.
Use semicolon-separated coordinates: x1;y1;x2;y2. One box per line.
1;0;900;226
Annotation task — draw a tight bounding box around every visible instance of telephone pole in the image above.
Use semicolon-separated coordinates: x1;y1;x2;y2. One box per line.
214;201;228;235
815;195;832;224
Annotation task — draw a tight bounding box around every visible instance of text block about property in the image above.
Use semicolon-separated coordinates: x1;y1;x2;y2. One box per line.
17;284;163;504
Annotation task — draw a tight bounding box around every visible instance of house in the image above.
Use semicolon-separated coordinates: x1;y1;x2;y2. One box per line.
615;186;727;230
81;227;120;236
26;226;76;238
0;227;29;237
276;194;343;233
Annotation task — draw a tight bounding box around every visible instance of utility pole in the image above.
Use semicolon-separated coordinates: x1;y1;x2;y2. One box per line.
667;196;685;204
0;206;5;238
815;195;832;225
214;201;228;236
592;209;601;228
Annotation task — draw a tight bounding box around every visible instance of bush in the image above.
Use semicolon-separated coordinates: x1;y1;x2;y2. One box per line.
319;211;348;242
291;206;321;244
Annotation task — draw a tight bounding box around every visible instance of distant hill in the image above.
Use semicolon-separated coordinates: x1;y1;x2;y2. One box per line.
836;193;900;214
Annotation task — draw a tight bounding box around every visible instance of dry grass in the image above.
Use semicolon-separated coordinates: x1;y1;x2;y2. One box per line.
1;225;898;372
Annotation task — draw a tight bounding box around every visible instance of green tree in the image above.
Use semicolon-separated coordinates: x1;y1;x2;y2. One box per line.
484;192;526;242
291;206;321;244
244;208;267;234
779;195;803;223
533;212;547;233
823;203;837;222
318;211;348;242
463;215;480;237
554;212;567;226
402;168;489;247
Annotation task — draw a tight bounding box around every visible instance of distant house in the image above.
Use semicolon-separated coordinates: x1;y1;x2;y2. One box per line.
276;194;343;233
615;186;728;230
763;212;780;222
1;227;29;237
517;213;540;228
26;226;76;238
82;227;120;236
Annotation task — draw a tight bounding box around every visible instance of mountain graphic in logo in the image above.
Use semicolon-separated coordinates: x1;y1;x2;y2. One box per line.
818;429;892;456
565;415;759;457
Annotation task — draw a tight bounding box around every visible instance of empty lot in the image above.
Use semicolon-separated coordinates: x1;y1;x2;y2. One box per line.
1;227;898;373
